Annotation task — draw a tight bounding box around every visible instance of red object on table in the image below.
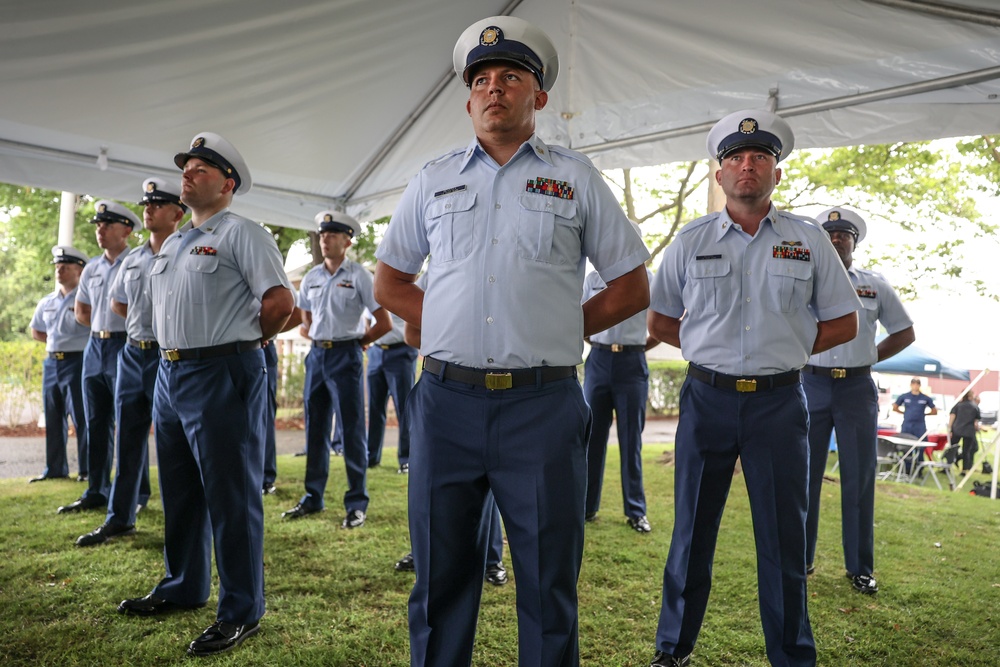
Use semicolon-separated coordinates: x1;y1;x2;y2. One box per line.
877;429;948;458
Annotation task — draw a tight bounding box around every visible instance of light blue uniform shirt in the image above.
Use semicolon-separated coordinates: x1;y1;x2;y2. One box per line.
650;206;860;376
583;268;652;347
808;265;912;367
149;210;291;349
108;243;157;342
30;287;90;353
377;134;649;369
76;252;127;332
298;258;380;341
372;311;407;346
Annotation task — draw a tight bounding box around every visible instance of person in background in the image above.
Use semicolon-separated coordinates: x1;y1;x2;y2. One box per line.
75;178;186;546
894;377;937;439
949;391;981;472
117;132;294;657
58;201;138;514
802;206;915;596
29;245;90;482
366;309;417;474
582;264;658;533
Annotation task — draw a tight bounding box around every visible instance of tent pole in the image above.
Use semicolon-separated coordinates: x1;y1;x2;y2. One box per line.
57;192;77;246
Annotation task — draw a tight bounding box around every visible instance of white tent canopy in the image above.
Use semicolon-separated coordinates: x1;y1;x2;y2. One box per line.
1;0;999;231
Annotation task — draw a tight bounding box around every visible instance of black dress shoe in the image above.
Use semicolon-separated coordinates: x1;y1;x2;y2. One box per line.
29;474;68;483
585;511;598;522
261;482;276;495
806;563;815;575
650;650;691;666
394;552;415;572
342;509;366;528
485;562;508;586
627;515;652;533
848;573;879;595
281;503;322;519
117;593;205;616
76;522;135;547
187;619;260;656
76;473;88;482
332;448;344;457
293;449;307;457
57;496;105;514
397;463;409;474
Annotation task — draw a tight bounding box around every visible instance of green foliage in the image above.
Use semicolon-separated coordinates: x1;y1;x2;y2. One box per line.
955;135;1000;197
2;445;1000;665
0;340;46;426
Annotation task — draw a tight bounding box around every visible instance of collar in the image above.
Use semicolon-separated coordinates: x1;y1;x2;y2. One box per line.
459;133;554;172
713;204;778;242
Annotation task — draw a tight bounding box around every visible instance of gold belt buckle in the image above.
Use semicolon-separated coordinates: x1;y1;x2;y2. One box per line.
164;349;180;362
379;344;390;350
140;341;155;350
611;344;623;352
320;341;333;349
736;378;757;392
97;330;111;339
485;372;513;390
831;368;847;379
54;352;65;361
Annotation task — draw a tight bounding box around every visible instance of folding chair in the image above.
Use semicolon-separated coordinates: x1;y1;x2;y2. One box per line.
913;444;958;491
876;437;903;481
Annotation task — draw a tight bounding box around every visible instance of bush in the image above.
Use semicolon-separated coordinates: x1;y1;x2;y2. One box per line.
0;340;46;426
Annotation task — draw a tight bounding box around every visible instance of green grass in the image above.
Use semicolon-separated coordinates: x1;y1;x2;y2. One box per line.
2;444;1000;666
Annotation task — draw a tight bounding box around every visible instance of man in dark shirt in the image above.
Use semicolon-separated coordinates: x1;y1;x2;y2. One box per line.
949;392;981;472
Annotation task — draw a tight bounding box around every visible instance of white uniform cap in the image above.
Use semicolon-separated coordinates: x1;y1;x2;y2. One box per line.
818;206;867;244
315;210;361;238
174;132;252;195
90;200;140;228
706;109;795;163
51;245;88;266
139;177;187;212
453;16;559;92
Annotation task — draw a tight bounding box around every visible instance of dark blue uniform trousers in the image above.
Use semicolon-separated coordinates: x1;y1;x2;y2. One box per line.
41;354;87;478
803;374;878;578
366;344;417;467
656;378;816;667
81;337;125;502
583;348;649;519
301;344;368;512
151;350;266;624
263;342;278;486
407;370;590;667
105;344;154;527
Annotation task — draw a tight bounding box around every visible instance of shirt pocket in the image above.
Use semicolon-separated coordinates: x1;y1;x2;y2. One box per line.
766;259;812;313
516;194;578;264
184;255;220;304
425;192;477;262
148;258;169;305
684;258;731;314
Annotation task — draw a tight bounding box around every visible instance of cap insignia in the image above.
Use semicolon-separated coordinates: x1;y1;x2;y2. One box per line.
480;26;503;47
323;213;334;223
192;137;205;148
738;118;758;134
98;204;107;213
146;182;156;193
828;211;841;221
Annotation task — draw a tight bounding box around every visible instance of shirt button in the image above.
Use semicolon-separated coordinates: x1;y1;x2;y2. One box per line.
495;203;501;210
487;357;494;364
487;316;494;324
492;238;499;245
745;325;751;331
489;275;496;283
445;203;452;209
746;270;752;275
745;355;750;360
746;297;751;302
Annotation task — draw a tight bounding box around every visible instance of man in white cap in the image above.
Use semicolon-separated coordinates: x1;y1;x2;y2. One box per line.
117;132;294;657
374;15;649;667
75;178;187;547
803;206;914;596
282;210;390;527
29;246;90;482
57;201;138;514
646;109;861;667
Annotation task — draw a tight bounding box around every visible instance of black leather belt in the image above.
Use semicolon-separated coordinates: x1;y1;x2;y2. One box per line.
687;363;800;393
803;364;871;379
377;342;408;350
313;339;360;349
161;340;261;362
128;338;159;351
590;342;645;353
423;356;576;391
92;331;127;339
49;351;83;361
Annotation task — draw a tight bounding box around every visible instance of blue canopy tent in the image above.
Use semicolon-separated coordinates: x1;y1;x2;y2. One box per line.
872;341;970;381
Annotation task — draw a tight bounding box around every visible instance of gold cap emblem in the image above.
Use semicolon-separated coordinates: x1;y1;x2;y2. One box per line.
829;211;841;221
98;204;107;213
192;137;205;148
146;182;156;193
480;26;502;46
738;118;758;134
